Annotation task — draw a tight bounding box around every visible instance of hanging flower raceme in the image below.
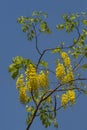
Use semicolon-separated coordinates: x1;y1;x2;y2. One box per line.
61;71;74;84
56;63;66;79
61;90;76;107
16;74;25;90
61;93;68;107
56;52;74;85
61;52;71;67
16;63;49;104
67;90;76;104
16;74;28;104
25;64;49;92
25;64;38;92
38;70;49;89
19;86;28;104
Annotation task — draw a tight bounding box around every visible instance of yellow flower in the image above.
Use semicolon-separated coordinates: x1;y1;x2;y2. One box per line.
56;63;66;79
26;64;38;91
19;87;28;104
61;90;76;107
38;71;49;88
61;52;68;59
64;57;71;67
61;71;74;84
61;93;68;107
67;90;75;104
25;64;36;81
61;52;71;67
16;74;25;89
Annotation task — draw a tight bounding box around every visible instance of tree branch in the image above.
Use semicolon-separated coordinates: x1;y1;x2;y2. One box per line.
32;23;41;55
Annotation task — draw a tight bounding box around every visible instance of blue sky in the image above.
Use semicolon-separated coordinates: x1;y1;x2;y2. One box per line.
0;0;87;130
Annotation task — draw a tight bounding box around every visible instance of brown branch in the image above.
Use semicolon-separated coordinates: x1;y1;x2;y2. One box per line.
31;91;37;107
41;77;87;102
26;77;87;130
73;56;84;71
54;96;57;118
26;93;46;130
32;23;41;55
36;44;75;70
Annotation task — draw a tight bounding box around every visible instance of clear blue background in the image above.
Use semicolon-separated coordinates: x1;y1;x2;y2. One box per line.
0;0;87;130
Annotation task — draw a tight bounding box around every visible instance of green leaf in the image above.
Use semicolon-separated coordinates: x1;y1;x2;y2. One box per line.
10;68;19;79
51;47;61;54
84;90;87;95
12;56;24;65
27;30;35;41
40;22;47;31
82;29;87;35
39;60;48;67
81;64;87;70
8;56;34;79
32;11;47;18
53;119;58;128
8;63;19;79
73;38;77;44
56;24;65;30
40;22;51;34
17;16;25;24
82;19;87;26
8;64;16;72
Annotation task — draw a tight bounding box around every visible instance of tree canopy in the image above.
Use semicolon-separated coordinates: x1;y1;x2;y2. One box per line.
8;11;87;130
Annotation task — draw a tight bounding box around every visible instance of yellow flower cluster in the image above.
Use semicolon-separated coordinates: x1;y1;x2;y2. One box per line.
16;64;49;101
25;64;38;91
56;52;74;84
61;71;74;84
16;74;25;89
56;63;65;79
61;90;75;107
19;87;28;104
25;64;49;91
38;71;49;88
61;52;70;67
67;90;76;104
61;93;68;107
16;74;28;104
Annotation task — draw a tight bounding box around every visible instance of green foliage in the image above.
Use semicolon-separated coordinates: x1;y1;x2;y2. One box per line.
32;11;48;18
39;60;48;67
39;102;58;128
56;12;87;34
51;47;61;54
17;11;51;41
8;56;32;79
9;11;87;130
84;90;87;95
56;13;79;33
40;21;51;34
81;64;87;70
82;19;87;26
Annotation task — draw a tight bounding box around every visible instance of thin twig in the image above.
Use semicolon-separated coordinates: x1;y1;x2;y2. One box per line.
32;23;41;55
31;91;37;107
36;44;75;70
73;56;84;71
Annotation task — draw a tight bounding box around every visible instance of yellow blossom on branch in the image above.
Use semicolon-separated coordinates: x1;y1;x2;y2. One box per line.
61;93;68;107
61;90;76;107
19;87;28;104
25;64;38;92
67;90;76;104
16;74;25;89
61;52;68;59
61;52;71;67
38;71;49;89
56;63;66;79
61;71;74;84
